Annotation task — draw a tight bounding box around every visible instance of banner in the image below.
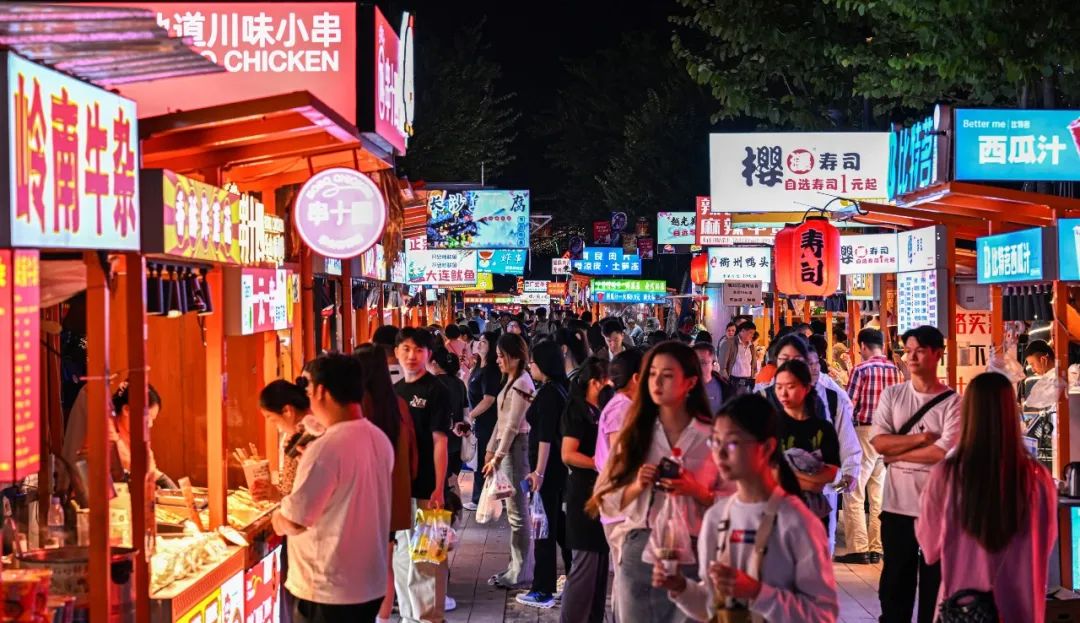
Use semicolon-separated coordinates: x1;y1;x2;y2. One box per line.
0;250;40;482
658;212;696;245
840;233;899;275
551;258;571;275
888;106;951;200
621;233;637;255
476;249;526;275
405;249;478;285
426;190;530;249
590;279;665;293
637;237;655;260
977;227;1054;284
572;247;642;276
707;247;772;288
955;108;1080;182
592;221;611;246
709;132;889;213
547;282;568;297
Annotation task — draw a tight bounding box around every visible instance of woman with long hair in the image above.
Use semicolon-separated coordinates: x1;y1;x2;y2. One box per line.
466;331;503;510
768;360;841;528
655;394;839;622
258;379;311;497
516;340;572;609
556;327;589;381
482;333;536;588
589;341;728;622
558;357;610;622
916;372;1056;622
352;345;420;623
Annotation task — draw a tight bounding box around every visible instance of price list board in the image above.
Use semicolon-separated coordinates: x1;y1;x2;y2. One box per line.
0;250;40;483
896;269;948;337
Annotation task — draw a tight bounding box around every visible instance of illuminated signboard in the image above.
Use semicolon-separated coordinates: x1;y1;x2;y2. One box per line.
225;267;293;336
955;109;1080;182
839;233;899;275
897;269;948;336
294;168;387;259
0;250;40;483
426;190;530;249
590;279;666;293
888;105;951;200
572;248;642;276
372;6;414;154
657;212;696;245
707;247;772;288
405;249;478;285
4;53;140;250
977;227;1054;284
245;546;282;623
477;249;526;275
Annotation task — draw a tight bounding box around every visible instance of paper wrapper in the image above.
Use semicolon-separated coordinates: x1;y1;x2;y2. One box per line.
242;460;273;502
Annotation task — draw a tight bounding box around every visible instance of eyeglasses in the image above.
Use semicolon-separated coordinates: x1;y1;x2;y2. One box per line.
775;354;805;364
706;436;752;453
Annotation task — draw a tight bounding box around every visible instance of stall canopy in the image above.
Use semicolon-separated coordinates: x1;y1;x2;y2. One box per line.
139;91;392;184
0;3;221;85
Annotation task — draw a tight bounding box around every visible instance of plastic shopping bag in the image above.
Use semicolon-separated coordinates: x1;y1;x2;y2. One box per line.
529;493;549;540
491;470;515;501
410;508;455;564
642;493;695;575
475;477;504;524
987;345;1027;385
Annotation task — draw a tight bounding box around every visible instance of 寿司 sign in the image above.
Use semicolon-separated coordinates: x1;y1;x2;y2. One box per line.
405;249;478;285
4;53;140;250
839;233;899;275
709;133;889;213
294;168;387;259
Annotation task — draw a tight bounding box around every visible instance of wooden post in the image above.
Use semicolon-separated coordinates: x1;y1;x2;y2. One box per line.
945;226;958;388
1054;279;1070;475
825;311;834;365
341;264;354;352
847;299;862;366
205;268;227;528
802;300;812;324
880;275;893;355
84;252;111;623
772;298;781;338
988;222;1006;355
124;253;152;623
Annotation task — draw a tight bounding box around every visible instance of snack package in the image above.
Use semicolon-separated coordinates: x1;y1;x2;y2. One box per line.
410;509;455;564
241;460;274;502
642;494;695;575
491;470;515;501
529;492;548;540
475;476;504;525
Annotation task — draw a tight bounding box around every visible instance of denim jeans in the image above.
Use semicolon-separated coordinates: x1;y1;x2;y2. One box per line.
493;433;534;586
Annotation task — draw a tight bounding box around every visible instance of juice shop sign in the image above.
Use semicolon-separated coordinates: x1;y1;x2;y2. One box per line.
976;227;1052;285
294;168;386;259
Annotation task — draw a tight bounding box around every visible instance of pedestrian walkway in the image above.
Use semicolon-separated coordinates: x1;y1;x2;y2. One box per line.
393;472;885;622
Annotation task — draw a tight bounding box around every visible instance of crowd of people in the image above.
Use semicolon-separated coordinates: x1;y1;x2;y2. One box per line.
262;307;1058;623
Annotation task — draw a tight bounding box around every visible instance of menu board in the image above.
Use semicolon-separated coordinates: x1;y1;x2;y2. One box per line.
0;250;40;483
896;269;948;337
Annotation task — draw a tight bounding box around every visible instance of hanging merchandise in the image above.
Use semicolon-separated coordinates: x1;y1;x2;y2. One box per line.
773;224;798;294
791;217;840;298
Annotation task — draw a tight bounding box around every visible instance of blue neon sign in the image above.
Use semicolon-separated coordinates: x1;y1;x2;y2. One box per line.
955;109;1080;181
476;249;526;275
572;247;642;276
977;227;1052;284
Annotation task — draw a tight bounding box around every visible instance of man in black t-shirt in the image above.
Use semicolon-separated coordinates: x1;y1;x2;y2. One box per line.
393;328;453;623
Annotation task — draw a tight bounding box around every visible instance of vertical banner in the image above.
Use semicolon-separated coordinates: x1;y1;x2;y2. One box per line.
0;250;39;482
592;221;611;246
621;233;637;255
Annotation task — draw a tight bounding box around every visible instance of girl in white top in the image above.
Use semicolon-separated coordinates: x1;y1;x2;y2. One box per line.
589;341;731;623
656;393;839;623
482;333;536;587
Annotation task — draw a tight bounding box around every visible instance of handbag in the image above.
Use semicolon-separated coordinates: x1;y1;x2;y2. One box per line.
937;589;998;623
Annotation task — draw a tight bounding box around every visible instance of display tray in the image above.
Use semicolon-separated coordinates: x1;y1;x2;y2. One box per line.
150;545;245;622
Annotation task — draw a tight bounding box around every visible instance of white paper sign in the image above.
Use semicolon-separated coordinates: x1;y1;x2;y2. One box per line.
897;226;944;272
707;246;772;289
840;233;899;275
523;280;548;293
552;258;571;275
722;280;763;307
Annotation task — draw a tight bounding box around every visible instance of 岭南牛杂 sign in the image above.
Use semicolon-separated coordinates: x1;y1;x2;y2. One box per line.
572;248;642;276
976;227;1055;285
888;105;951;200
955;109;1080;182
839;233;899;275
722;280;763;307
709;133;889;214
658;212;697;245
405;249;478;285
706;247;772;289
4;53;140;250
294;167;387;259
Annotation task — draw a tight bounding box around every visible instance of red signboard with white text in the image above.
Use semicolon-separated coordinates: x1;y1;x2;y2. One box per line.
372;7;413;154
695;196;731;246
245;546;282;623
0;250;40;483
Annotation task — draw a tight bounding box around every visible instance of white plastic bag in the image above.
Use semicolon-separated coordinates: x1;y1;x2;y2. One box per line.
642;494;695;575
987;345;1026;385
529;493;548;540
491;470;515;501
460;431;477;466
474;475;503;524
1027;373;1067;410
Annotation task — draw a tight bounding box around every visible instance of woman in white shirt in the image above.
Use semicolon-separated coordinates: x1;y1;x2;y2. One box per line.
589;341;729;622
482;333;536;588
656;393;839;623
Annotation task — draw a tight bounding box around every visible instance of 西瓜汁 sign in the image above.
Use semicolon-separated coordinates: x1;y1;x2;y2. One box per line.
1055;218;1080;281
4;53;140;250
706;247;772;288
977;227;1055;285
955;109;1080;182
572;248;642;276
709;133;889;213
840;233;899;275
721;280;763;307
426;190;530;249
405;249;478;285
589;279;665;293
658;212;696;245
477;249;526;275
897;225;946;273
294;167;387;259
888;105;951;200
141;170;285;266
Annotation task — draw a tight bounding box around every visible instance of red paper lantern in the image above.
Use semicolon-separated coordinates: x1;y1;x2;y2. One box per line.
790;217;840;298
773;224;798;294
691;253;709;286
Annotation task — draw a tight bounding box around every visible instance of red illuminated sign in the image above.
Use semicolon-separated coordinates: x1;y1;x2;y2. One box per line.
0;250;40;482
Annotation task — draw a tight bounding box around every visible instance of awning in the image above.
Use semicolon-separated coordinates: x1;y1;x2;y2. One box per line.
139;91;392;183
0;3;221;86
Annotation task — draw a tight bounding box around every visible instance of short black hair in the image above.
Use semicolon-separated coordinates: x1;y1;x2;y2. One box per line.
1023;339;1055;360
726;321;737;329
601;318;625;337
773;334;812;360
304;353;365;405
737;321;756;333
857;328;885;349
112;381;161;415
372;325;400;348
431;347;461;376
259;379;310;414
397;327;436;351
536;307;548;319
692;342;716;356
901;325;945;350
610;348;645;391
580;311;593;323
695;331;713;345
444;324;461;340
807;334;828;361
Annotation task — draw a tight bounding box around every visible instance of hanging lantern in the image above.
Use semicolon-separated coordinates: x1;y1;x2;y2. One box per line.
791;217;840;298
690;253;709;286
773;224;798;295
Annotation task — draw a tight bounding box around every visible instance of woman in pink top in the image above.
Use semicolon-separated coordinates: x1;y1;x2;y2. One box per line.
917;372;1057;623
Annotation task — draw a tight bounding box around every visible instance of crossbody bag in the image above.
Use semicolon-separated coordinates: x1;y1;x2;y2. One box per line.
710;489;784;623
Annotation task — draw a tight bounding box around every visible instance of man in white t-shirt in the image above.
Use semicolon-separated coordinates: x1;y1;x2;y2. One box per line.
273;353;395;623
870;326;960;623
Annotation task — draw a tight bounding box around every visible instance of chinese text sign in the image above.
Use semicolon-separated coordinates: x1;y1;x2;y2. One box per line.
426;190;530;249
405;249;478;285
955;109;1080;181
977;227;1051;285
657;212;696;245
572;248;641;276
839;233;898;275
707;247;772;288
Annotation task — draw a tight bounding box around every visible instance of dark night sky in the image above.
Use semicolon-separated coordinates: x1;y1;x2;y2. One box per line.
402;0;679;195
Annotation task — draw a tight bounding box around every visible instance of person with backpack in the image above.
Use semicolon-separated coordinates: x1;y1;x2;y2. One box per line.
655;393;839;622
871;326;961;623
916;372;1056;623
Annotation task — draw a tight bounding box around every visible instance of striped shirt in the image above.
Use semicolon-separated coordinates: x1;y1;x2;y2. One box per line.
847;355;903;425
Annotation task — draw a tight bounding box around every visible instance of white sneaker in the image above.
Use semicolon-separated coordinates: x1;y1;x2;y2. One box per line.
445;596;457;612
462;501;478;511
